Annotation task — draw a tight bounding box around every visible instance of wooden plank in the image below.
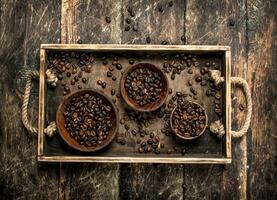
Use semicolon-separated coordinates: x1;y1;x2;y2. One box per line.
0;0;60;199
247;0;277;199
60;0;121;199
185;0;248;199
119;0;185;199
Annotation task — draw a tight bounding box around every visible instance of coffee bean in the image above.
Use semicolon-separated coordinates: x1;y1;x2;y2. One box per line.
138;147;144;153
116;63;122;70
187;80;193;86
112;76;117;81
105;16;111;23
97;80;102;85
130;11;135;17
168;88;173;94
188;69;193;74
171;73;175;80
169;1;173;7
195;76;202;82
120;119;125;124
57;74;63;80
181;148;186;155
200;80;207;86
125;18;131;24
77;39;82;44
78;85;82;89
158;4;163;12
129;59;135;65
125;25;130;31
82;77;87;83
161;40;168;45
111;89;116;96
146;36;151;44
101;82;107;89
239;103;245;111
181;35;185;42
127;6;133;13
107;71;113;77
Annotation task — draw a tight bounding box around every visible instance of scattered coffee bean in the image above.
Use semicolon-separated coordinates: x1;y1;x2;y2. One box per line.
146;36;151;44
111;89;116;96
77;39;82;44
158;4;163;12
116;63;122;70
188;69;193;74
125;18;131;24
112;76;117;81
169;1;173;7
82;77;87;83
78;85;82;89
107;71;113;77
168;88;173;94
101;82;107;89
97;80;102;85
129;59;135;65
161;40;168;45
239;103;245;111
105;16;111;23
57;74;63;80
125;25;130;31
181;35;185;42
195;76;202;82
187;80;193;86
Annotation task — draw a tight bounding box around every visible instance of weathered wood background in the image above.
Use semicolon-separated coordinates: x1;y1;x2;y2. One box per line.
0;0;276;199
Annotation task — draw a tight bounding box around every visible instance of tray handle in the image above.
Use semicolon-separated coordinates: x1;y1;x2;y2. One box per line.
209;70;252;138
22;69;57;137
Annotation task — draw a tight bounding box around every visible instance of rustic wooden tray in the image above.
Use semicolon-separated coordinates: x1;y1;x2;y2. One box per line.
38;44;231;164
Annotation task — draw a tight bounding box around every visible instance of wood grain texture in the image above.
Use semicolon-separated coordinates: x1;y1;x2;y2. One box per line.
60;1;121;199
185;0;248;199
247;0;277;199
0;0;60;199
119;1;185;199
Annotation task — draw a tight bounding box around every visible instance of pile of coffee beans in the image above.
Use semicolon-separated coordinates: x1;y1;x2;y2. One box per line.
171;101;207;138
63;93;114;147
125;68;163;106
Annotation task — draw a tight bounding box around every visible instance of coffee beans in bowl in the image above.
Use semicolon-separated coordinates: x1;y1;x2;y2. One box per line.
120;63;169;112
56;89;118;152
170;101;208;140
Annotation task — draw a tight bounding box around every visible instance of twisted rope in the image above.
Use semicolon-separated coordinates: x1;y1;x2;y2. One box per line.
209;70;252;138
21;69;57;137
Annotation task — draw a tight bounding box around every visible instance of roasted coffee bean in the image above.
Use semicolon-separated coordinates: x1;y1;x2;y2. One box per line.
107;71;113;77
188;69;193;74
112;76;117;81
70;79;75;85
130;11;135;17
105;16;111;23
146;36;151;44
161;40;168;45
78;85;82;89
72;68;77;74
171;73;175;80
103;60;108;65
120;119;125;124
101;82;107;89
116;63;122;70
200;80;207;86
77;39;82;44
138;147;144;153
181;148;186;155
206;89;211;96
125;25;130;31
111;89;116;96
125;18;131;24
74;76;79;82
82;77;87;83
187;80;193;86
181;35;185;42
108;66;114;71
167;149;172;154
195;76;202;82
168;88;173;94
239;103;245;111
158;4;163;12
97;80;102;85
64;86;70;92
129;59;135;65
169;1;173;7
57;74;63;80
127;6;133;13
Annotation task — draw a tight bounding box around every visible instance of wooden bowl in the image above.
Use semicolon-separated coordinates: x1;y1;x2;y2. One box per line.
170;101;208;140
120;62;169;112
56;89;119;152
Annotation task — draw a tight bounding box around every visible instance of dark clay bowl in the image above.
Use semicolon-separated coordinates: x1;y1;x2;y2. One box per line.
170;101;208;140
56;89;119;152
120;62;169;112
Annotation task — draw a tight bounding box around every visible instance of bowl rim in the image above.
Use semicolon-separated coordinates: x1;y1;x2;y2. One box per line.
170;101;208;140
120;62;169;112
56;89;119;152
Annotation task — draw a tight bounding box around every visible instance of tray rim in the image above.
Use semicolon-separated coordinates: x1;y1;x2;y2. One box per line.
38;44;231;164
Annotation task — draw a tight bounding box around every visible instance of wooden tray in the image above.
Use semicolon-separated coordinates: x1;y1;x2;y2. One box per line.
38;44;231;164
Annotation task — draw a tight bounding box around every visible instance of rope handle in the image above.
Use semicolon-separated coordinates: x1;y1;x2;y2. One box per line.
22;69;57;137
209;70;252;138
